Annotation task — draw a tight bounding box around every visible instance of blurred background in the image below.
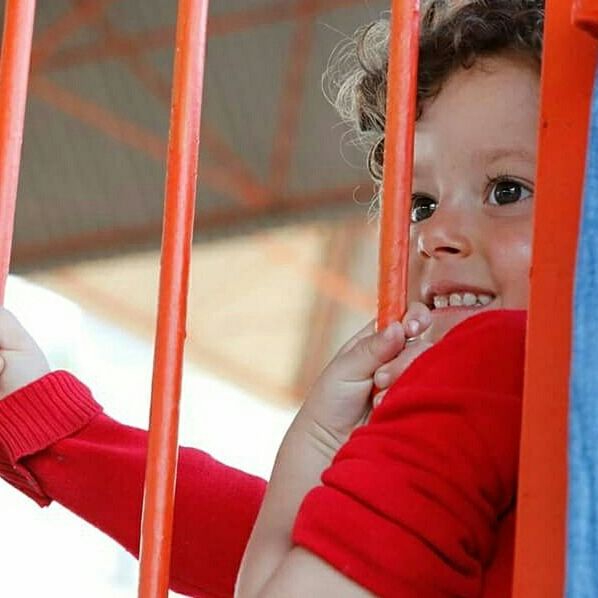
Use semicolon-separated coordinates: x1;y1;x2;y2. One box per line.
0;0;388;595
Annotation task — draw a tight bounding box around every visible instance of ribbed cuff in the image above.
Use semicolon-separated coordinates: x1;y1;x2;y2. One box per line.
0;371;102;506
0;371;102;464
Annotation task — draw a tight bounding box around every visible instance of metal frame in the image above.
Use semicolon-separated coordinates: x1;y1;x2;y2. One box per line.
0;0;35;301
512;3;597;596
3;1;598;596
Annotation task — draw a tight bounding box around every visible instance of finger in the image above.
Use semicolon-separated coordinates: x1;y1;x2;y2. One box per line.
337;319;376;356
402;301;433;338
0;354;5;374
372;389;387;409
374;339;433;389
334;322;405;382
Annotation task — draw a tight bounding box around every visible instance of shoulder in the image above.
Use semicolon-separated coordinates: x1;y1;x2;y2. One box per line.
396;309;526;397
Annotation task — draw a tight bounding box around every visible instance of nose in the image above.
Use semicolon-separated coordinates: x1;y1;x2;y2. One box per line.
415;209;473;259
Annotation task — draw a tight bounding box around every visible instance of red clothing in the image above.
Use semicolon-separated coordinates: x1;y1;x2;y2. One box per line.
0;374;266;598
0;310;525;597
294;310;525;597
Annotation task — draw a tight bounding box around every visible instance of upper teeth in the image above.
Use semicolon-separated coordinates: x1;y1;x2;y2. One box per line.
432;292;493;309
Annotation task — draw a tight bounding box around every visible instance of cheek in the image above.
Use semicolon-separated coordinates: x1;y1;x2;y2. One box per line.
407;233;422;302
489;223;532;305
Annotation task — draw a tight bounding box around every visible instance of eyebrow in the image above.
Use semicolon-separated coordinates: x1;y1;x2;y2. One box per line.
479;147;536;164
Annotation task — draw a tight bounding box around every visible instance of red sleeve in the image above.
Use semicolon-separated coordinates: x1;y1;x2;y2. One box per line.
0;371;266;598
293;310;526;598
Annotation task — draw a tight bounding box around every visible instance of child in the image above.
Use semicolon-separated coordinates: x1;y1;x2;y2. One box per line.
236;1;539;595
0;1;540;596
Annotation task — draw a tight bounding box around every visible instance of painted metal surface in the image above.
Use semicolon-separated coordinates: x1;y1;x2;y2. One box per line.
137;1;209;596
0;0;35;301
377;0;419;329
573;0;598;37
512;1;598;596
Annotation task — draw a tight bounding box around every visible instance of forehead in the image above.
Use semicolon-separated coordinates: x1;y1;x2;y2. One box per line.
414;56;540;168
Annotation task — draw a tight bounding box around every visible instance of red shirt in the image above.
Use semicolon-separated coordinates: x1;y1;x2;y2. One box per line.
294;310;525;597
0;310;525;597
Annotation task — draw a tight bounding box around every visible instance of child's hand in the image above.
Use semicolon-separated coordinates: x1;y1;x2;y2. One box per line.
236;302;434;597
0;308;50;399
300;301;433;450
372;301;434;409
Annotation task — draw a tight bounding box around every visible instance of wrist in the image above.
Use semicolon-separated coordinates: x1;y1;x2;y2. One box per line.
290;409;347;464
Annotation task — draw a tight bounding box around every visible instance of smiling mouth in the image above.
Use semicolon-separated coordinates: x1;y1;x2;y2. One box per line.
427;291;496;310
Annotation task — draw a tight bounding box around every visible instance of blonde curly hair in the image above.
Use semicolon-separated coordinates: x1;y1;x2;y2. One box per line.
327;1;544;198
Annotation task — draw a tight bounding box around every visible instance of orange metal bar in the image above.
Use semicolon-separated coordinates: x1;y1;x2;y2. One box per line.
137;1;209;596
377;0;419;330
0;0;36;303
512;1;598;596
573;0;598;37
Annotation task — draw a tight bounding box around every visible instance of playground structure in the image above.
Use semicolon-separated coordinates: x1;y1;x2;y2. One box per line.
1;0;598;596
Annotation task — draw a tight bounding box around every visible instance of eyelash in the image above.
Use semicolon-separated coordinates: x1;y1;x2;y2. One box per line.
407;174;534;224
484;173;534;205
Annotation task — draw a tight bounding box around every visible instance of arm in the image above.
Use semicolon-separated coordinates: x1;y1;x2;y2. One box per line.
0;373;266;598
236;306;433;597
0;307;266;598
288;310;526;597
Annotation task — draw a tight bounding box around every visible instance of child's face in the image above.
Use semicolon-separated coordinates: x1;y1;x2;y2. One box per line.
407;54;540;341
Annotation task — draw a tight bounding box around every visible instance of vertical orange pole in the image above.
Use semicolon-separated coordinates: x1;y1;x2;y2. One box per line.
0;0;35;302
512;1;597;596
574;0;598;36
138;1;209;597
377;0;419;330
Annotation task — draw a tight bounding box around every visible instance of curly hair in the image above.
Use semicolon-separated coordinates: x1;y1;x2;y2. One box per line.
326;0;544;192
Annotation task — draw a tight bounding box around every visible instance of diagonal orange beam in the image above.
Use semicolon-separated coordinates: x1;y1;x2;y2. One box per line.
294;224;359;398
31;0;116;71
263;234;375;314
30;74;165;158
28;75;267;204
46;266;302;403
206;0;363;36
88;14;271;207
40;0;371;72
13;187;375;314
269;11;315;193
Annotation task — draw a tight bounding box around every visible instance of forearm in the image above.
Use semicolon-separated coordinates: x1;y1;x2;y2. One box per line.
258;547;375;598
0;372;266;598
28;414;266;597
235;410;336;597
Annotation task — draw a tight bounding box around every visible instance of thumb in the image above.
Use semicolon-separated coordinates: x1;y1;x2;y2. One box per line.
402;301;432;338
335;322;406;382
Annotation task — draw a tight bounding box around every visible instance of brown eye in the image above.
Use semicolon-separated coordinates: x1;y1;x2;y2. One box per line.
411;195;437;223
487;179;532;206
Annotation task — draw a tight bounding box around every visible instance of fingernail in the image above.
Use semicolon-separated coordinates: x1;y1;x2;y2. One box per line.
406;320;419;336
383;322;398;340
375;371;390;388
373;393;383;408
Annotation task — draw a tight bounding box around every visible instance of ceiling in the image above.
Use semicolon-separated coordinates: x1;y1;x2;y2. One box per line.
9;0;388;269
4;0;389;405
